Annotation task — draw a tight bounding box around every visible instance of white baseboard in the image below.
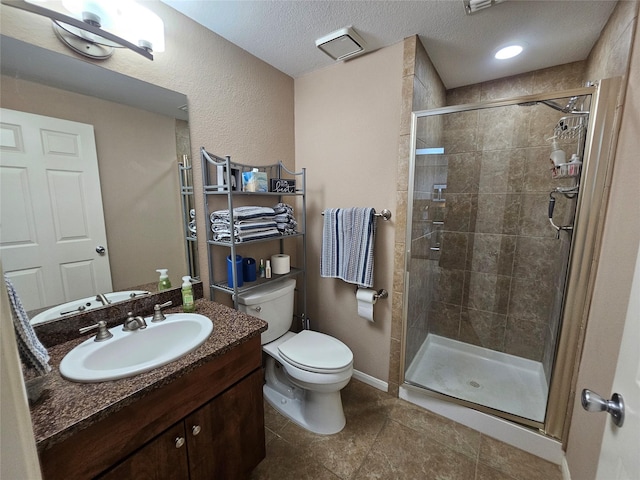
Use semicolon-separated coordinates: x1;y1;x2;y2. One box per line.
352;369;388;392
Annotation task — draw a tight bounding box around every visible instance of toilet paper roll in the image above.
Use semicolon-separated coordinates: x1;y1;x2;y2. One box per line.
356;288;377;322
271;254;290;275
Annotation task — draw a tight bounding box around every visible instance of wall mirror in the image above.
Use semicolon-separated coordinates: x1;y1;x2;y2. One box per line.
0;35;197;322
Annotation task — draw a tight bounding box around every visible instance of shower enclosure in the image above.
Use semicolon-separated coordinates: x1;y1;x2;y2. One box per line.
402;85;603;429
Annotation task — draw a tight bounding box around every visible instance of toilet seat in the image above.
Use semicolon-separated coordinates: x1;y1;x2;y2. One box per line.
278;330;353;374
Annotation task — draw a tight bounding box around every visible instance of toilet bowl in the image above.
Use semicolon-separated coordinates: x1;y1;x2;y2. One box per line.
237;279;353;435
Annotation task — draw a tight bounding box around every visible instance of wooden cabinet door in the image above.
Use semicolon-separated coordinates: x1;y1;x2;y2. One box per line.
186;369;266;480
97;423;190;480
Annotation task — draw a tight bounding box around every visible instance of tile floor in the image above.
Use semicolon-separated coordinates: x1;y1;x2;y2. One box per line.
250;379;563;480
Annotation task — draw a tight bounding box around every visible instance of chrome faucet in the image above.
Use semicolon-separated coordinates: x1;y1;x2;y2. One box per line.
96;293;112;305
123;312;147;331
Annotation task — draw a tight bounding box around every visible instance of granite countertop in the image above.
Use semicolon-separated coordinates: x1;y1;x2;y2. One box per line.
30;299;267;452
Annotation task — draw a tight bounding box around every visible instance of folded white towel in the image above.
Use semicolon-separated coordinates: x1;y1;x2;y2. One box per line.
210;206;275;223
274;203;294;215
212;219;278;231
320;207;376;288
5;275;51;375
212;228;281;243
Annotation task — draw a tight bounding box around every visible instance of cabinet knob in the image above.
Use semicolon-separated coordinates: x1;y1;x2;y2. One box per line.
175;436;185;448
191;425;201;436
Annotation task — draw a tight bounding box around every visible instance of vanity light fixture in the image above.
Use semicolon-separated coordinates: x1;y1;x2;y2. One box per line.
316;26;367;61
495;44;524;60
463;0;507;15
0;0;164;60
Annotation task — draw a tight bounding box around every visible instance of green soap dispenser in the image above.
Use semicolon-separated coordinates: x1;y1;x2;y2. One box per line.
181;276;195;313
156;269;172;291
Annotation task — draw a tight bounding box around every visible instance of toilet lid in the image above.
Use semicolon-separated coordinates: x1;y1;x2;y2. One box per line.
278;330;353;373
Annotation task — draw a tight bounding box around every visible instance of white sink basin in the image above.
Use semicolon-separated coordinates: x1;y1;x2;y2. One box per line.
59;313;213;383
30;291;150;325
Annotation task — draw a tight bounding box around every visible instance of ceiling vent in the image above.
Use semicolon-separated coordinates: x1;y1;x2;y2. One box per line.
315;27;366;61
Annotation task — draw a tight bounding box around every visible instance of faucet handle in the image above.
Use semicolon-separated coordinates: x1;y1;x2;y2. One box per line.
152;301;173;323
79;320;113;342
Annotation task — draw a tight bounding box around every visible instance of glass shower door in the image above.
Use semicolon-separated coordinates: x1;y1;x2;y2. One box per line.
404;94;590;425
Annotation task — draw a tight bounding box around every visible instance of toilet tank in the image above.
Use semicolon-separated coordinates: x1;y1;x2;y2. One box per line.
237;278;296;345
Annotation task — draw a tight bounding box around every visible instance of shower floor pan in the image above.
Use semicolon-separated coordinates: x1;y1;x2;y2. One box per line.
405;334;548;423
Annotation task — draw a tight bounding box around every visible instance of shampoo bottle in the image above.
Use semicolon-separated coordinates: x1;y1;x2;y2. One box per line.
181;276;195;313
156;269;171;291
549;137;566;167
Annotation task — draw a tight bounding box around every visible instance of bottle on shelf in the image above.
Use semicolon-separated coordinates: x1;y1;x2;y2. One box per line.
265;260;272;279
259;259;265;278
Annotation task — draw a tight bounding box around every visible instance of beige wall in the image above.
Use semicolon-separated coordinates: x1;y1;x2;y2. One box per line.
0;76;185;291
0;1;295;296
566;2;639;479
294;43;404;382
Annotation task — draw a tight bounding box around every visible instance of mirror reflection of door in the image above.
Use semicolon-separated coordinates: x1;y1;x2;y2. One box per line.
0;108;112;311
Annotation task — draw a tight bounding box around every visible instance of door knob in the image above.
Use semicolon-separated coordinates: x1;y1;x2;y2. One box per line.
581;389;625;427
96;245;106;255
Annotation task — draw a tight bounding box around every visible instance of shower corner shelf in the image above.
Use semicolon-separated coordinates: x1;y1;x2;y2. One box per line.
200;147;307;325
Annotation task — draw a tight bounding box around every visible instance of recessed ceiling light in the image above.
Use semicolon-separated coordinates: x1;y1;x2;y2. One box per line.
495;44;523;60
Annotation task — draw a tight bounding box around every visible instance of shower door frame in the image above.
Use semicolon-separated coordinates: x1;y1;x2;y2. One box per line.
401;78;622;438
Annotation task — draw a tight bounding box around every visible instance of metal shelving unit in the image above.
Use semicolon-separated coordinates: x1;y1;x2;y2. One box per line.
200;148;307;326
178;154;199;279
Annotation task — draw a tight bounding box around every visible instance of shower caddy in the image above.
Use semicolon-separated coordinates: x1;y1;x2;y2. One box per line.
548;110;588;236
199;147;308;327
549;113;587;179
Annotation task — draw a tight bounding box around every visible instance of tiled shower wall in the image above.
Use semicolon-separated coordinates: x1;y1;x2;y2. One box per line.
388;36;445;396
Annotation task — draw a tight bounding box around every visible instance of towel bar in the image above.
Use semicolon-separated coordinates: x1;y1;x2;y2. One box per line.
321;208;392;220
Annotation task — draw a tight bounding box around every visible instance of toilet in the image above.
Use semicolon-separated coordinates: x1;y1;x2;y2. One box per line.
237;278;353;435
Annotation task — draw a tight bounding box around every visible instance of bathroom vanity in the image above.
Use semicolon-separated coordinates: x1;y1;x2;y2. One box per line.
30;299;267;479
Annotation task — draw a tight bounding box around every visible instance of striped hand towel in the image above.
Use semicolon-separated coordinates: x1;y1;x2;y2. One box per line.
320;207;376;288
5;275;51;375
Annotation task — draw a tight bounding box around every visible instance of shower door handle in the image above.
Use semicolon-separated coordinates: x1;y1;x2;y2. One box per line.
581;389;625;427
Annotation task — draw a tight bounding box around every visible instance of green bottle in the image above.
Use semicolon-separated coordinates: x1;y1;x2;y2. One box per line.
181;276;195;313
156;269;171;291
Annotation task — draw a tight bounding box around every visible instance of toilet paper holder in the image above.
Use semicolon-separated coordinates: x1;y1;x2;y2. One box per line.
356;287;388;300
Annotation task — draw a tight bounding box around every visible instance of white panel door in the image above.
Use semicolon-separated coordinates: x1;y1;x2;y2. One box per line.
0;108;112;311
596;246;640;479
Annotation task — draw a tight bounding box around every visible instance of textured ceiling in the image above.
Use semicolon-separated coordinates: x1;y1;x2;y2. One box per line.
161;0;617;88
